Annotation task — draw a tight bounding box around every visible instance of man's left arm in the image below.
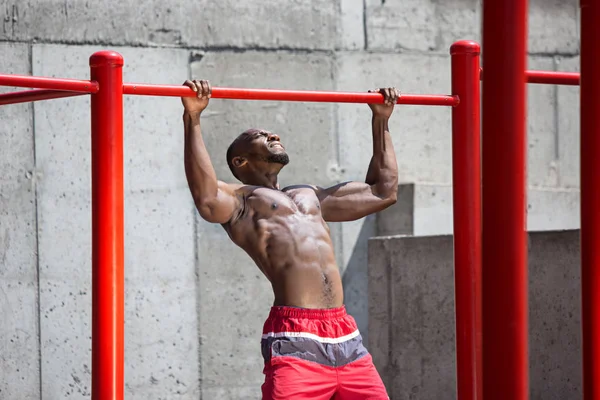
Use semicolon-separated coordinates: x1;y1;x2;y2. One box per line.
317;87;399;222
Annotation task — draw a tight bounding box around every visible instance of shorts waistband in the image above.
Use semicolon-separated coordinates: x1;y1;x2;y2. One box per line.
268;305;347;320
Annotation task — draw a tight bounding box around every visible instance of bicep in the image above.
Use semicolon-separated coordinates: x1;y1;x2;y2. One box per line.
318;181;390;222
195;181;240;224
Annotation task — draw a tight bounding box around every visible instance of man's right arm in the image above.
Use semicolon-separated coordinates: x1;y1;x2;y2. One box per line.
182;80;239;224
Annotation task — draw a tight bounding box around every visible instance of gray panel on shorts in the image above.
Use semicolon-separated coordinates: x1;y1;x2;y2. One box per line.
261;335;368;367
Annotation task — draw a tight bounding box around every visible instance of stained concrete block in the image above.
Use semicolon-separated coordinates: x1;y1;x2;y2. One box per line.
527;56;560;187
37;190;93;398
0;183;39;400
190;51;337;188
124;189;196;284
0;279;39;399
435;0;482;52
196;220;272;388
123;189;199;399
121;51;192;193
529;231;581;399
340;214;377;345
32;56;95;400
336;52;453;184
373;185;415;237
365;0;578;54
527;187;580;231
32;45;191;194
376;183;580;237
365;0;437;52
556;56;580;189
408;183;453;236
202;385;261;400
37;181;200;399
33;45;199;398
124;282;200;399
365;0;480;52
339;0;366;50
529;0;579;54
1;0;337;50
366;238;392;392
368;235;455;399
368;230;581;399
0;42;40;400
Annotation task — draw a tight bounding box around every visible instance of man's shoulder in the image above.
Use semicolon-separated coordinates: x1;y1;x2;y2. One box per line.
218;181;252;193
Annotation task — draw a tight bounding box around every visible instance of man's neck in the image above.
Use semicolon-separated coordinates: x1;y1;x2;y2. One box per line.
246;174;279;190
262;174;279;190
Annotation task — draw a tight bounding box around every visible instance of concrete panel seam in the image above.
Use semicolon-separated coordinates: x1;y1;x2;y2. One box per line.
362;0;368;51
552;56;560;161
0;46;579;59
528;50;580;57
29;40;43;400
188;52;203;400
384;239;395;400
0;38;337;55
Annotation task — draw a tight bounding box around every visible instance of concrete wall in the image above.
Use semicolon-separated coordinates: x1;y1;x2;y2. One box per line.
368;230;582;400
376;184;580;237
0;0;580;398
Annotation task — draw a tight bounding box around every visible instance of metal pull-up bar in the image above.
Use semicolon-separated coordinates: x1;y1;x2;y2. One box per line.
0;74;459;107
122;83;460;106
0;89;86;106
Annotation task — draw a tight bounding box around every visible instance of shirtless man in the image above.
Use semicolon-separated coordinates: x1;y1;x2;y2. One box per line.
182;79;399;400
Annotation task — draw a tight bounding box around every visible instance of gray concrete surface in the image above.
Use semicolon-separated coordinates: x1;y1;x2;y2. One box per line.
365;0;578;54
368;230;581;400
0;0;582;397
376;184;580;237
558;55;581;189
0;0;338;50
0;42;40;400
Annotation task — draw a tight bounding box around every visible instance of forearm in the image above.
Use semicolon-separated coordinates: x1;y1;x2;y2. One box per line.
183;112;219;204
365;115;398;199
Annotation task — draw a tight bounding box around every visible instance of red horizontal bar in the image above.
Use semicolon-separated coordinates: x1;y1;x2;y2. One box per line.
123;83;459;106
0;89;86;106
480;69;580;86
0;73;99;93
526;70;580;86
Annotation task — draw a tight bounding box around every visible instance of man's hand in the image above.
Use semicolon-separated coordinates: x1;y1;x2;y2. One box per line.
182;79;212;116
368;87;400;119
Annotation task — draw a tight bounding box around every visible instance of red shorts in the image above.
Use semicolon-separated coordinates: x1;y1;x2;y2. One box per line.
261;305;389;400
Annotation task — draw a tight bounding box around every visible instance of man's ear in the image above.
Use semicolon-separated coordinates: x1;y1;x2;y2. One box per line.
232;156;247;168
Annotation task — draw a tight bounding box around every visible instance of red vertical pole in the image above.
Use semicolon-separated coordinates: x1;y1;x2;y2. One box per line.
580;1;600;398
481;0;529;398
90;51;124;400
450;40;482;400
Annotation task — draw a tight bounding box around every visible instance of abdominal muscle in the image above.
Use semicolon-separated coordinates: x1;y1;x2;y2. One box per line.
230;212;344;309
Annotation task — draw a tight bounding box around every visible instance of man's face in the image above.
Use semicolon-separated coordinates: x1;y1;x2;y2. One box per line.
245;129;289;165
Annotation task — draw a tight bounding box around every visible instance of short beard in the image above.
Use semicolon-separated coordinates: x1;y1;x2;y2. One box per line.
266;153;290;165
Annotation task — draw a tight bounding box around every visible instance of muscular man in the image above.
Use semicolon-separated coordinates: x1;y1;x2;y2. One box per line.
182;79;399;400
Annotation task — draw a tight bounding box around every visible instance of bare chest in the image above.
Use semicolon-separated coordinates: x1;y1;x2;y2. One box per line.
223;186;325;248
245;187;321;217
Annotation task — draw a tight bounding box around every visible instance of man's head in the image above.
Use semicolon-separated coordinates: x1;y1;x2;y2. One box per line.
226;128;290;185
